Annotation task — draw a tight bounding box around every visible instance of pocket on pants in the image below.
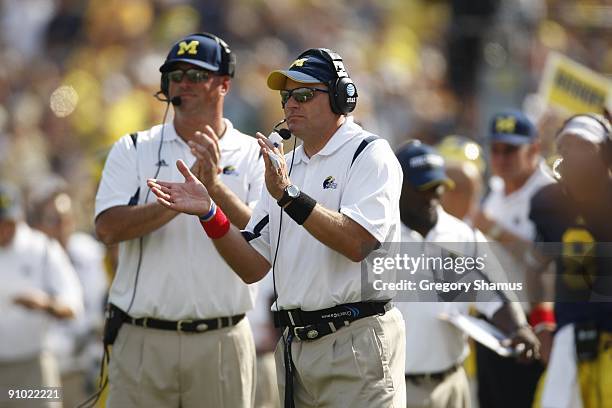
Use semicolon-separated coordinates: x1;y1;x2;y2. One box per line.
351;326;386;382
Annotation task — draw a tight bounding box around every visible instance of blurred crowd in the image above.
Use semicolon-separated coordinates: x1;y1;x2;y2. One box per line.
1;0;610;230
0;0;610;407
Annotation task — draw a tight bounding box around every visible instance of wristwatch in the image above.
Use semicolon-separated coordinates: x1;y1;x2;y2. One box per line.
277;184;300;207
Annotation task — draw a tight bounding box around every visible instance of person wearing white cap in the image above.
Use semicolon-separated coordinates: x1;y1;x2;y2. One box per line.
0;182;83;408
148;48;406;408
529;113;612;408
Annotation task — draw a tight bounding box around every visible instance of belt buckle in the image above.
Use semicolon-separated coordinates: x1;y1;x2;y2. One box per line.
292;326;305;339
293;325;320;340
177;319;192;332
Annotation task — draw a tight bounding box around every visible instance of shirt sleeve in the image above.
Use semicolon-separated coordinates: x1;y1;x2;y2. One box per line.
94;134;140;218
242;192;272;263
45;238;84;316
339;139;403;242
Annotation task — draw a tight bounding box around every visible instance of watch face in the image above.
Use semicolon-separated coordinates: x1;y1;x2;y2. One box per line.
287;184;300;198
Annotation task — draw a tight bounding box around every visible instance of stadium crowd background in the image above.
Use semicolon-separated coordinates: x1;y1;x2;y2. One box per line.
0;0;610;406
1;0;610;232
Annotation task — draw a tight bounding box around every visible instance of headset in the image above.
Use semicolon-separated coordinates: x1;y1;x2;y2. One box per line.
555;112;612;169
160;32;236;98
295;48;357;115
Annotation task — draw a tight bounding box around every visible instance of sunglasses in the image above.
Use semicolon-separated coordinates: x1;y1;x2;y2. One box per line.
167;69;211;84
280;87;329;106
490;144;521;156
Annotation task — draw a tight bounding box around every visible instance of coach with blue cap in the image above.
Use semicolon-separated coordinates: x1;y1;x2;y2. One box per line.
394;142;539;408
474;110;554;408
95;32;264;407
147;47;406;408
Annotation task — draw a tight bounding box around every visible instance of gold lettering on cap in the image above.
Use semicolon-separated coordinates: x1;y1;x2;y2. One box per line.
177;40;199;56
495;116;517;134
290;58;308;68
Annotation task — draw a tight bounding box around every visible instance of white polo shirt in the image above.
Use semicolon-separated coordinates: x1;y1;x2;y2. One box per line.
0;222;83;361
483;161;555;241
482;161;555;312
396;208;502;373
95;119;263;320
244;116;403;311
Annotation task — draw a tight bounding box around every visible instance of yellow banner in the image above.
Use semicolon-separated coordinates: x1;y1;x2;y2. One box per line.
539;52;612;114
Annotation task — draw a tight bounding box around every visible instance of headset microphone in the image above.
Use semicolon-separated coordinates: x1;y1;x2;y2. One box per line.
273;118;292;140
154;91;182;107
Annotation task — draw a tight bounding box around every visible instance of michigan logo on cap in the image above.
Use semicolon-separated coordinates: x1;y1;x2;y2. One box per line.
290;58;308;68
495;116;517;134
177;40;199;56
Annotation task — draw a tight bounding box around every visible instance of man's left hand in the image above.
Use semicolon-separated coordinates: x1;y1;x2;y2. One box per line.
189;126;222;188
503;325;541;363
256;132;291;201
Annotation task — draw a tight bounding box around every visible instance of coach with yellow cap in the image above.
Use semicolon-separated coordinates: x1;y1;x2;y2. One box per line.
148;48;407;407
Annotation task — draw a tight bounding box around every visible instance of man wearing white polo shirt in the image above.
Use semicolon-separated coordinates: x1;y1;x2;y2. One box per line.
148;48;406;408
1;183;83;408
473;110;554;408
393;142;538;408
95;33;262;407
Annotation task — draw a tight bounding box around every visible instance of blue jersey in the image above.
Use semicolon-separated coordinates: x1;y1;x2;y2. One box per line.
529;182;612;331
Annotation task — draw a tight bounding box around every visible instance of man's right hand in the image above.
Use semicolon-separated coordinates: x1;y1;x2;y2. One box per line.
147;159;213;217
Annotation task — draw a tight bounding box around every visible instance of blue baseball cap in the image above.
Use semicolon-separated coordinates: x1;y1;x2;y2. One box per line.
396;141;455;191
267;49;336;90
160;33;230;74
489;110;537;145
0;183;22;220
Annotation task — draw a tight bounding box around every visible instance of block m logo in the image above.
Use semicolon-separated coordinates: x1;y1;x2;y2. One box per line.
495;116;517;134
290;58;308;68
177;40;199;56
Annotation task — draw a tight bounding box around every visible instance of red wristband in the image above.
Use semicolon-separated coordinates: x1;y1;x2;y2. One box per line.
200;206;230;239
529;305;556;327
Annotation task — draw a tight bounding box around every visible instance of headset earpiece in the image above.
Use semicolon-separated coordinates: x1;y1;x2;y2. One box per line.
160;73;169;97
297;48;357;115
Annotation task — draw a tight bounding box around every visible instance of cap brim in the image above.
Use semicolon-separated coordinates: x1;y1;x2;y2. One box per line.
160;59;219;73
408;169;455;191
490;134;533;145
267;70;323;90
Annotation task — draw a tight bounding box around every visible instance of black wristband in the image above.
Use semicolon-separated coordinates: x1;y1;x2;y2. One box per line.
284;193;316;225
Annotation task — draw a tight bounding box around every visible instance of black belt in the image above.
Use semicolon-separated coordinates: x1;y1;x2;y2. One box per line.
277;301;391;408
274;301;391;341
405;363;461;383
110;304;244;334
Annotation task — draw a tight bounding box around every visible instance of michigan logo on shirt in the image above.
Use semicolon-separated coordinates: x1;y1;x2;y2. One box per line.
223;165;239;176
323;176;337;189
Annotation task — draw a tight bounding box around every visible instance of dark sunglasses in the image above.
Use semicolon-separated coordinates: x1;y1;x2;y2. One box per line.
167;69;211;84
490;144;521;156
280;87;328;106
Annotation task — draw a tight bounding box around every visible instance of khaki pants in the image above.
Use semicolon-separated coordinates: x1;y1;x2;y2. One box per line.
107;317;256;408
275;307;406;408
255;352;281;408
405;367;470;408
0;352;62;408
